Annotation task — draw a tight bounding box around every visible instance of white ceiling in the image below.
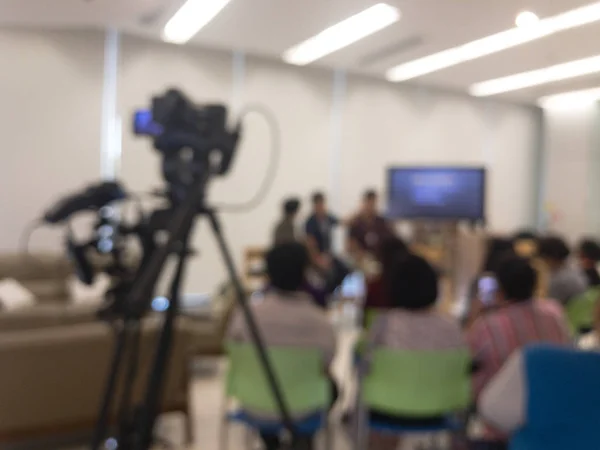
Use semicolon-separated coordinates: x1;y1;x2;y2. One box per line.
2;0;600;103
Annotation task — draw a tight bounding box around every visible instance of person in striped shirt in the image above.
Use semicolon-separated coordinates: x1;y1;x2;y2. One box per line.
467;255;571;442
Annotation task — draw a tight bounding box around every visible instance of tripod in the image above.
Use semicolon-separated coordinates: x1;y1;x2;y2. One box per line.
91;175;298;450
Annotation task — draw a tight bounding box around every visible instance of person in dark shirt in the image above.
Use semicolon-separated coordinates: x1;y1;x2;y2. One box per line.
272;197;301;245
348;189;394;258
577;238;600;287
305;191;339;257
305;192;349;294
348;189;395;309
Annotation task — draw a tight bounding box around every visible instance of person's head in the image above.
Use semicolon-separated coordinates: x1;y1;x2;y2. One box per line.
513;229;539;258
494;255;537;303
387;253;438;311
266;242;309;292
282;198;300;220
538;236;570;269
483;238;515;273
361;189;378;217
311;191;326;216
577;238;600;268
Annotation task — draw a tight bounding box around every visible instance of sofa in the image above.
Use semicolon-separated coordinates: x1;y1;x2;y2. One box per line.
0;253;234;445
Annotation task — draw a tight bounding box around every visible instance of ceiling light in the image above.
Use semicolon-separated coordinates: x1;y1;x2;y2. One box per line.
163;0;231;44
539;87;600;109
516;11;540;28
470;54;600;96
387;1;600;82
282;3;400;66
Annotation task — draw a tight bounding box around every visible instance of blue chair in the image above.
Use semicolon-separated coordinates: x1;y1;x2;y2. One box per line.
511;345;600;450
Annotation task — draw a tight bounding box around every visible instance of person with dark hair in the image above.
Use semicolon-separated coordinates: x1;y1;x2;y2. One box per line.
227;242;335;450
303;191;350;294
362;253;466;449
348;190;394;257
513;229;539;258
348;190;395;309
577;238;600;287
483;238;516;273
305;191;339;256
538;236;588;305
467;255;571;443
272;197;301;245
464;238;516;328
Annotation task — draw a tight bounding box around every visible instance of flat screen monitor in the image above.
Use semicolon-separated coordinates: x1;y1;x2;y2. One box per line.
387;167;485;220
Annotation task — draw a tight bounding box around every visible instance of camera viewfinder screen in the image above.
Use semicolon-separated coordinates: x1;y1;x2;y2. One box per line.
387;167;485;220
133;109;163;137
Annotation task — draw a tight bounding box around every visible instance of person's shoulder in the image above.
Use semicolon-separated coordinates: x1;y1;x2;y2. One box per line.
533;298;566;319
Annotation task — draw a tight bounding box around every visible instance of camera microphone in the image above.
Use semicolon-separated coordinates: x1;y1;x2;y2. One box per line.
43;181;128;224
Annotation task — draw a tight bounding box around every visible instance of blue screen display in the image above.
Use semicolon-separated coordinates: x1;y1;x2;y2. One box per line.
387;167;485;220
133;109;163;137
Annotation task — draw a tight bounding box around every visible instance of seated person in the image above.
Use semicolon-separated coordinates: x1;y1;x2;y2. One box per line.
468;255;571;442
538;236;588;305
577;238;600;287
512;230;539;258
227;242;336;450
362;253;466;449
347;189;395;309
479;344;600;450
272;197;301;245
464;237;515;328
305;191;349;294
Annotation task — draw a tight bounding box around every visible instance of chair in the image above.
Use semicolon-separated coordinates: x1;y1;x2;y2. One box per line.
511;345;600;450
222;342;331;450
565;287;600;335
360;348;472;449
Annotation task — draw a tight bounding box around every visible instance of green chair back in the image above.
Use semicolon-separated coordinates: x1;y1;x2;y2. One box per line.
363;348;472;417
226;342;330;415
566;287;600;335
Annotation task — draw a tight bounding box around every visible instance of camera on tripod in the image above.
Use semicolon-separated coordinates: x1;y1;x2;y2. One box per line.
133;89;240;204
38;88;296;450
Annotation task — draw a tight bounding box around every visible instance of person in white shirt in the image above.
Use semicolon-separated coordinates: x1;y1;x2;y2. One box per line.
228;242;336;450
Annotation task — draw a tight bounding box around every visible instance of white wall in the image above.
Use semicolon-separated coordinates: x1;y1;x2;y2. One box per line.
543;104;600;239
0;29;541;294
338;77;539;233
0;29;104;252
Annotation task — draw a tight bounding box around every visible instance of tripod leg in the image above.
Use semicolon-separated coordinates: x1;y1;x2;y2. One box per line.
135;216;196;450
92;321;129;450
205;209;298;446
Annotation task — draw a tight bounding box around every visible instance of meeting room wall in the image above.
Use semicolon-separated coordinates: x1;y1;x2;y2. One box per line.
337;76;540;235
0;29;104;253
0;28;541;295
543;105;600;240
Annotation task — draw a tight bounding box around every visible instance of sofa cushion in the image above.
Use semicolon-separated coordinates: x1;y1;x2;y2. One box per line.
0;305;67;332
0;253;72;303
0;278;36;311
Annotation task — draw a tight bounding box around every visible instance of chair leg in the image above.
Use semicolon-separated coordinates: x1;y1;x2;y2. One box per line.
323;424;332;450
219;415;229;450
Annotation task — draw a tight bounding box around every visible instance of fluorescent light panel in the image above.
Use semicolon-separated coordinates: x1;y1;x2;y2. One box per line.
470;54;600;96
539;87;600;109
387;1;600;82
283;3;400;66
163;0;231;44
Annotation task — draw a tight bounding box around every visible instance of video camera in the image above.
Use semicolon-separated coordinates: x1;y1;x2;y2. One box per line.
133;89;241;203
